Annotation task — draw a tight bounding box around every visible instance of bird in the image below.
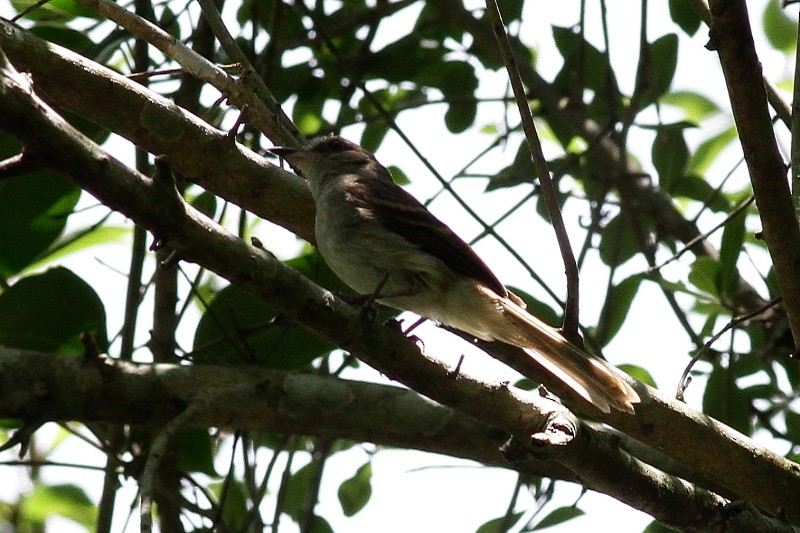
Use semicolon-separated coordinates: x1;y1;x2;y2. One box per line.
269;136;640;413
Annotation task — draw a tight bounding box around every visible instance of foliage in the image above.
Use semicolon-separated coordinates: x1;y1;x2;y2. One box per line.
0;0;798;531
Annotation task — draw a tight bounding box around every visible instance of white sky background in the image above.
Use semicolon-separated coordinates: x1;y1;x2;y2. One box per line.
0;0;796;531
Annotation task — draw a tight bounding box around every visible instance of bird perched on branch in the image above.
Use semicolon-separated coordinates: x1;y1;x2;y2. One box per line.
270;136;640;413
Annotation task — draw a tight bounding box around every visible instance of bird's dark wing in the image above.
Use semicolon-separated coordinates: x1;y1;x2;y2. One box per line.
348;176;507;296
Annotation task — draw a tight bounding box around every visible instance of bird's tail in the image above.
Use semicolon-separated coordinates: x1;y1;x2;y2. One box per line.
496;293;640;414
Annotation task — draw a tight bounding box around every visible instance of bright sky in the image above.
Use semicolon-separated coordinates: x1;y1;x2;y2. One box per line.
0;0;793;531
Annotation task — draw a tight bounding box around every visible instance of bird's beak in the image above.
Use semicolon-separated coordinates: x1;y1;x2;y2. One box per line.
269;146;312;166
269;146;299;158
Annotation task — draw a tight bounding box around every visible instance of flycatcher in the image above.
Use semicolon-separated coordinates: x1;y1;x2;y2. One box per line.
270;136;640;413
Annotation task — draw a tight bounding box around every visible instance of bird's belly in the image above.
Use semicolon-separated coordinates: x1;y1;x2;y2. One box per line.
314;208;508;343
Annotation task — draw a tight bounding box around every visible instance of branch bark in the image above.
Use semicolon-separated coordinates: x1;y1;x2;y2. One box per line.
707;0;800;349
1;347;795;532
0;18;315;242
2;45;800;526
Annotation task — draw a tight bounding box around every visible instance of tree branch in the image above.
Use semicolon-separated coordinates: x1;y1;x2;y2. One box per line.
71;0;303;146
0;348;795;532
443;0;771;317
0;18;315;242
707;0;800;349
2;35;800;526
485;0;581;343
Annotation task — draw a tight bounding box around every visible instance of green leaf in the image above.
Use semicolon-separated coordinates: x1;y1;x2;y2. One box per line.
786;411;800;444
0;267;108;353
282;462;316;522
210;480;248;531
496;0;524;22
661;91;720;124
366;34;445;83
645;34;679;105
192;251;341;368
22;484;96;529
763;0;797;53
598;214;640;267
356;88;424;152
696;311;720;338
176;428;218;476
387;165;410;186
192;281;333;368
643;274;717;303
530;506;585;530
338;462;372;517
486;141;536;190
271;63;315;103
703;362;753;435
414;2;463;42
652;123;690;192
445;100;477;133
643;519;678;533
669;0;702;35
688;256;721;298
29;25;94;52
29;225;131;273
595;275;642;347
717;209;746;299
507;287;560;327
476;512;524;533
306;515;334;533
419;61;478;133
190;190;218;219
159;6;181;40
688;126;737;175
617;364;657;388
11;0;100;21
551;26;621;125
0;172;80;277
741;383;775;401
669;174;730;213
237;0;305;41
360;121;389;154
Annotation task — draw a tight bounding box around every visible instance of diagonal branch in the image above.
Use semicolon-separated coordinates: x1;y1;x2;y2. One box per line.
0;18;315;242
485;0;581;343
71;0;303;145
443;0;771;317
3;42;800;525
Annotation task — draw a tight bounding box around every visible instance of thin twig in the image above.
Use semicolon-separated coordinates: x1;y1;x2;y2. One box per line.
72;0;300;144
690;0;792;128
140;402;201;533
649;195;754;273
676;297;782;400
292;3;547;304
484;0;581;343
194;0;303;146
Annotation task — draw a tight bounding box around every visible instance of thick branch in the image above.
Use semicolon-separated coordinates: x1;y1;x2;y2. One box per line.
0;18;315;242
2;347;792;532
2;34;800;526
707;0;800;348
71;0;303;145
0;347;543;470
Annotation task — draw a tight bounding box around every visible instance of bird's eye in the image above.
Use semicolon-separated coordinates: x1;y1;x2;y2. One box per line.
327;138;346;152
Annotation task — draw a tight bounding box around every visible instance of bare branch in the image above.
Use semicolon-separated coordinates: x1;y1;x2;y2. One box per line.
484;0;581;343
71;0;302;146
708;0;800;349
0;18;315;241
3;39;800;526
